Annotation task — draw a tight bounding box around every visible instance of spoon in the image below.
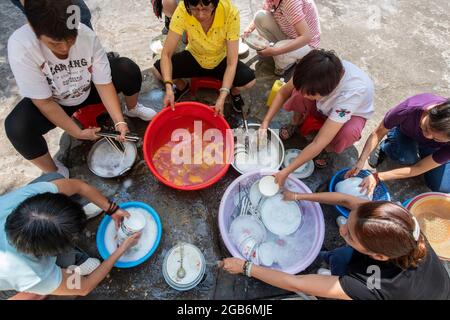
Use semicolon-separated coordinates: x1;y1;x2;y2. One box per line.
177;242;186;279
241;109;250;150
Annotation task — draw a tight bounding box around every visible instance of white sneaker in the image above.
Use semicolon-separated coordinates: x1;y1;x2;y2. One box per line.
54;159;69;178
336;216;348;228
124;102;157;121
317;268;332;276
82;203;103;219
73;258;101;276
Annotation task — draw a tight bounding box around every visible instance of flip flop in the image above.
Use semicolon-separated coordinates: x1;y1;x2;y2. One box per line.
279;125;297;140
314;151;332;169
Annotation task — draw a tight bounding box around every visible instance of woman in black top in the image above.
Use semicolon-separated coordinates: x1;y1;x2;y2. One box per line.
221;192;450;300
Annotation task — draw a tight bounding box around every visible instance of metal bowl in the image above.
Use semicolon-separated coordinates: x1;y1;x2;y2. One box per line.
87;138;137;178
231;123;285;175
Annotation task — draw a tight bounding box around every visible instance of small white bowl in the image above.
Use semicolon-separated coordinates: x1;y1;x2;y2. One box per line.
259;176;279;197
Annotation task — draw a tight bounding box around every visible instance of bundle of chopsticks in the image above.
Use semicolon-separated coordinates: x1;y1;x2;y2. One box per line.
96;130;140;154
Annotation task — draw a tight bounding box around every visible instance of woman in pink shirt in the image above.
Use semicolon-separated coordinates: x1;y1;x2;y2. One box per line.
243;0;321;76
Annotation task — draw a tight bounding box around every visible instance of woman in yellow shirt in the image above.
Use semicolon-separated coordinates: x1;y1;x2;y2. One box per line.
152;0;256;116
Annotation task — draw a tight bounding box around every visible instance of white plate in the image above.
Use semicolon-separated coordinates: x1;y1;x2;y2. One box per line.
259;176;279;197
165;243;205;286
260;194;302;236
239;39;249;55
258;242;276;266
150;39;163;55
242;33;270;51
283;149;314;179
249;180;263;208
229;215;267;245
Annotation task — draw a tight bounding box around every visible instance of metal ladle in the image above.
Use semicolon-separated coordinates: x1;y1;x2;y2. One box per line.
177;242;186;279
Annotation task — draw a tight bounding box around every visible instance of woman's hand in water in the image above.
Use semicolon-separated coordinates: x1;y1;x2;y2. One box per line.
274;169;289;188
360;174;377;197
118;232;141;252
163;89;175;110
258;120;269;140
213;97;225;117
111;208;130;229
219;257;246;274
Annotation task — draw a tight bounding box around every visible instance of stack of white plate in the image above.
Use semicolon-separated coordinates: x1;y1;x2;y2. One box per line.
162;243;206;291
283;149;314;179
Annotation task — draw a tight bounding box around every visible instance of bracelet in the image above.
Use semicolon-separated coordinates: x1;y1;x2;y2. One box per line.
114;121;128;128
242;260;250;276
246;262;253;278
105;200;119;216
163;80;174;86
219;87;230;95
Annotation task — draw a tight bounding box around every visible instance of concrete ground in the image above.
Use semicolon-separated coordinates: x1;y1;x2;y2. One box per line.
0;0;449;299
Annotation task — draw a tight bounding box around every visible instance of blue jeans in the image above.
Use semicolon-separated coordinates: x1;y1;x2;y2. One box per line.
381;127;450;193
10;0;93;30
320;246;354;276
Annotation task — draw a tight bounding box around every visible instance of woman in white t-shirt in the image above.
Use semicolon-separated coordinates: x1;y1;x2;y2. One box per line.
5;0;156;177
260;49;374;187
243;0;321;76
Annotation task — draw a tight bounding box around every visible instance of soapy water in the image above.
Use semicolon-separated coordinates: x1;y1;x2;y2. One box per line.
229;180;307;268
234;131;281;173
104;207;158;262
335;177;372;200
90;140;136;177
153;132;225;186
260;194;302;236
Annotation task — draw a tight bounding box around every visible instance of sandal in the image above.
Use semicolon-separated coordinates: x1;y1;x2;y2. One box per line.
279;125;297;140
314;151;332;169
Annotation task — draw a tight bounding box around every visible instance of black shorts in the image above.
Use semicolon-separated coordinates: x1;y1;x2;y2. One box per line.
154;50;255;87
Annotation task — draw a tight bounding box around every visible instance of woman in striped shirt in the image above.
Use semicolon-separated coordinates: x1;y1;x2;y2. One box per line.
243;0;321;76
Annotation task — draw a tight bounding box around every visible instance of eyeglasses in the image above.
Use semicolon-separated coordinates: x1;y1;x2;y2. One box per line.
187;5;215;14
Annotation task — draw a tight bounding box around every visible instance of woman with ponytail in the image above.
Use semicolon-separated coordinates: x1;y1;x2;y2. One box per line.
221;192;450;300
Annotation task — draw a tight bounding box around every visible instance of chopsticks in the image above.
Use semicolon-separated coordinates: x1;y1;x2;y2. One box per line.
97;130;140;143
105;136;125;154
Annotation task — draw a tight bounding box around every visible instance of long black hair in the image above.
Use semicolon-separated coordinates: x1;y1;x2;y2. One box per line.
5;193;87;257
428;100;450;139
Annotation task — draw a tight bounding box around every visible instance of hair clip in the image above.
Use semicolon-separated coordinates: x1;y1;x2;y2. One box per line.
412;216;421;241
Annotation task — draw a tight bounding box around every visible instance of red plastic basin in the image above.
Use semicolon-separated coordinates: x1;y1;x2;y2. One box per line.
143;102;233;190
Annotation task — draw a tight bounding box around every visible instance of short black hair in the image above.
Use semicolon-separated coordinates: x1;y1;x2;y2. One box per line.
5;193;87;257
184;0;219;14
429;100;450;139
293;49;344;97
24;0;78;41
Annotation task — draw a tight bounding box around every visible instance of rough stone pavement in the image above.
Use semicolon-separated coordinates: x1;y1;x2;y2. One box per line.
0;0;449;299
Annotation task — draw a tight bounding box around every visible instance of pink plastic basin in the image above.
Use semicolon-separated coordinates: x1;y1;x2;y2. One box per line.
218;170;325;274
